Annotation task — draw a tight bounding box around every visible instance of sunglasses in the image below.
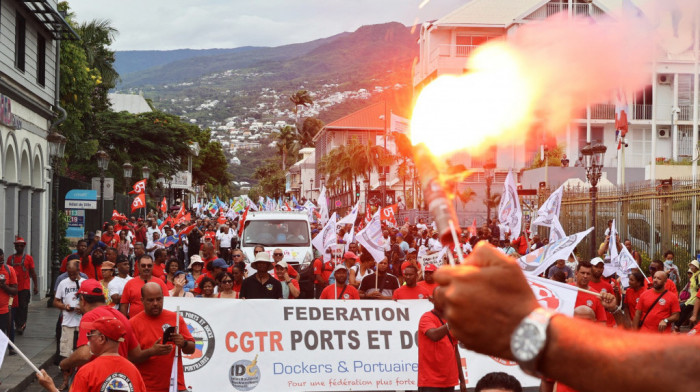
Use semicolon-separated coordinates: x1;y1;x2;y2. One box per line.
221;280;233;284
140;264;153;268
273;253;283;256
86;332;103;339
232;254;242;257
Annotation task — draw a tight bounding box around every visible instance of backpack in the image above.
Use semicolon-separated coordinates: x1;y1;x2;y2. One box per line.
298;258;324;299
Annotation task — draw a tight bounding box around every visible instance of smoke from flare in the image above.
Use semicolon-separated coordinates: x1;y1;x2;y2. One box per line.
410;0;699;156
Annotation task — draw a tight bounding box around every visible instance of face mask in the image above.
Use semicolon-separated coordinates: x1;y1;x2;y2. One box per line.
664;260;674;267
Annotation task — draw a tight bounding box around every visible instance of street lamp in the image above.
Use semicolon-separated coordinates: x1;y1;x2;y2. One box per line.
96;150;110;228
581;142;607;258
122;162;133;195
47;131;66;296
142;166;150;219
484;161;496;223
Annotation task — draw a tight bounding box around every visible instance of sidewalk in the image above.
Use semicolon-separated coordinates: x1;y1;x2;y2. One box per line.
0;298;60;392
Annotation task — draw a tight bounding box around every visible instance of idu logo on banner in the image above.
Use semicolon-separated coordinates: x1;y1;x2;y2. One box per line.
229;355;261;391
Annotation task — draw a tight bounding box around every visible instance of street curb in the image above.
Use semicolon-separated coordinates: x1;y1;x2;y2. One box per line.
6;350;57;392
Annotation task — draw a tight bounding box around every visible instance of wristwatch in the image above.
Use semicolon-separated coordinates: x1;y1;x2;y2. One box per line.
510;308;555;377
663;318;669;324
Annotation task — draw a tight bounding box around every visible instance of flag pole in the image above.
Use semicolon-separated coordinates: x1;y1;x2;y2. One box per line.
7;339;41;374
448;220;463;264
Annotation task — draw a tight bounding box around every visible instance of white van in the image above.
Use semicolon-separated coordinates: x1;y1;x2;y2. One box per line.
240;211;314;271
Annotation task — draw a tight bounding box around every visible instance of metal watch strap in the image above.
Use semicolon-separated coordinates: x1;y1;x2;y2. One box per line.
511;307;555;377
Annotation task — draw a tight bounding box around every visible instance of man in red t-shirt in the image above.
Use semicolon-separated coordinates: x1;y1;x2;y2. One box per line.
417;264;439;295
589;258;617;327
37;316;147;392
393;265;431;300
130;282;195;392
59;279;171;373
572;262;607;323
645;260;677;293
634;271;680;333
418;286;461;391
8;237;37;335
320;265;359;300
120;255;169;318
101;224;120;248
0;249;18;339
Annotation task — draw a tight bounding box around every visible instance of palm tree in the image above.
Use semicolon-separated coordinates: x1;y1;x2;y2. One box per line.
76;19;119;89
298;117;324;147
276;125;298;171
289;90;313;127
393;133;414;209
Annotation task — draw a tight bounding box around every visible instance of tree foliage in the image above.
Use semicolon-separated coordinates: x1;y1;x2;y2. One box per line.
253;159;286;198
298;117;324;147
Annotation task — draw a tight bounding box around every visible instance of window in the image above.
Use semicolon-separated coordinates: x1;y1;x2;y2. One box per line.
578;126;603;150
15;12;26;72
37;35;46;86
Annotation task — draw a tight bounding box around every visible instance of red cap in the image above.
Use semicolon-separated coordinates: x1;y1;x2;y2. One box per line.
82;317;126;342
424;264;438;272
343;251;359;260
13;237;26;245
78;279;104;297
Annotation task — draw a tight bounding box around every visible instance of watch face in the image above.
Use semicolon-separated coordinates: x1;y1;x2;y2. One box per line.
511;322;546;362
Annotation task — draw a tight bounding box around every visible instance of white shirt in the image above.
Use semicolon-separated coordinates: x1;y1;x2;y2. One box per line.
147;227;160;242
55;277;86;327
428;237;443;252
217;230;236;248
416;223;427;232
107;275;133;309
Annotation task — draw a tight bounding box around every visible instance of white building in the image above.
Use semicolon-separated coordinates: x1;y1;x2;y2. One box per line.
0;0;75;293
413;0;699;184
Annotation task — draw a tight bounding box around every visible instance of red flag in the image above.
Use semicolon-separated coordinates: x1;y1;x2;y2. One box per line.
159;216;171;231
175;204;186;221
131;194;145;213
379;204;398;226
238;206;249;238
179;213;192;225
111;210;120;221
217;214;227;225
160;197;167;213
179;223;197;236
128;179;147;194
468;218;477;237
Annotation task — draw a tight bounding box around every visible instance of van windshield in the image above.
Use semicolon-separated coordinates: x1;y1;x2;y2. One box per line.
243;220;310;247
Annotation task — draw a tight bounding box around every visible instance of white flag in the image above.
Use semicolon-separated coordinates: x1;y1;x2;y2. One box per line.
614;246;643;287
169;351;178;392
418;247;448;270
0;329;9;369
549;219;566;243
312;212;337;256
356;212;387;262
604;219;619;278
518;228;593;276
337;201;359;226
526;275;579;316
317;186;329;226
532;185;564;227
498;170;522;236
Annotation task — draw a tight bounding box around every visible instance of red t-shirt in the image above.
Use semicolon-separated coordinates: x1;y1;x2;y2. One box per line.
636;289;680;333
313;259;335;284
134;227;147;245
7;254;34;290
204;231;217;248
624;287;645;315
588;280;615;327
76;306;138;358
0;265;17;315
573;285;607;323
70;355;147;392
416;281;438;296
555;383;579;392
119;277;170;318
645;277;677;293
80;257;103;281
393;285;431;300
418;311;458;388
129;309;194;392
320;284;360;300
101;233;119;248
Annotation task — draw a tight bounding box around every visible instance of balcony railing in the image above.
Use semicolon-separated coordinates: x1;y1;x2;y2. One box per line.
679;105;694;121
634;105;652;120
591;104;615;120
526;3;602;20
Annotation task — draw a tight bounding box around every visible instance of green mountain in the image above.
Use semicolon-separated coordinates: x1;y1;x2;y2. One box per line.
114;22;417;125
114;48;254;77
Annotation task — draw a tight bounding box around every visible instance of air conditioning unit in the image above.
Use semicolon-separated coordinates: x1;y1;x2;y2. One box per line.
658;74;672;85
658;128;670;138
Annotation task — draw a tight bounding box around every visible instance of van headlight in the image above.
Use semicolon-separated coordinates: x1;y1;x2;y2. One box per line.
301;251;312;269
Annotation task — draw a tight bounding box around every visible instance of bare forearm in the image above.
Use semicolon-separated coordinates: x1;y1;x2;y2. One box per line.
541;316;700;392
60;345;90;370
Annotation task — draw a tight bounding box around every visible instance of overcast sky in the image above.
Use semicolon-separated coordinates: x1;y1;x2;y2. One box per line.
66;0;468;51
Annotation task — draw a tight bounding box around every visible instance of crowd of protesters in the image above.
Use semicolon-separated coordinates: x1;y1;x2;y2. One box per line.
20;203;695;391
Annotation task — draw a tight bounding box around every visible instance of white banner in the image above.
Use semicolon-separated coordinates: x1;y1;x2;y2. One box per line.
163;298;543;391
604;219;619;278
498;170;522;236
549;218;566;243
517;228;593;276
318;186;329;225
418;247;448;269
